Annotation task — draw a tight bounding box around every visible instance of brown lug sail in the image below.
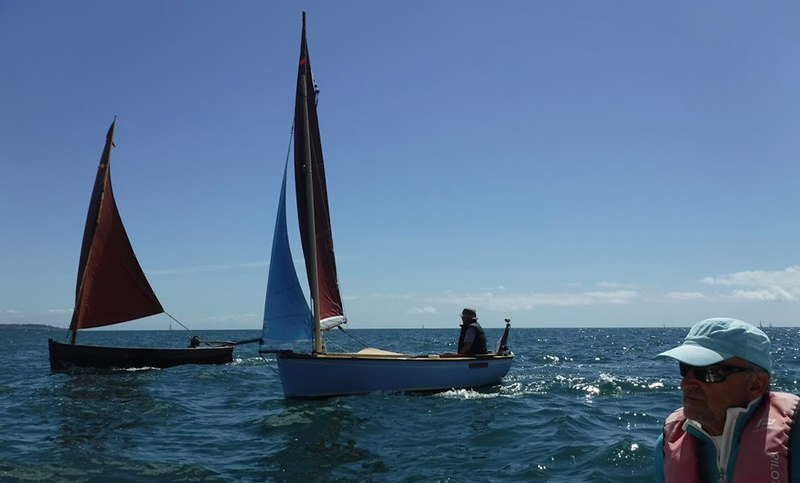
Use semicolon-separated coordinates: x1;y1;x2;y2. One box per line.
69;118;163;332
50;119;233;370
293;14;345;324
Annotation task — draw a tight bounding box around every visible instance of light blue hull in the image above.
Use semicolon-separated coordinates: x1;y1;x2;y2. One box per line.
276;352;514;398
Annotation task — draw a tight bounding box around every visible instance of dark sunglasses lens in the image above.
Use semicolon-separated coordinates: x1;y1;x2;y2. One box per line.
679;363;714;382
679;363;749;383
706;366;727;383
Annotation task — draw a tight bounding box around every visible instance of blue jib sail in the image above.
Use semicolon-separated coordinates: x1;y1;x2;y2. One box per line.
262;161;313;341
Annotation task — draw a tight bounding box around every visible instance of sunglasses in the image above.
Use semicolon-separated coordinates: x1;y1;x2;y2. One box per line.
679;362;754;383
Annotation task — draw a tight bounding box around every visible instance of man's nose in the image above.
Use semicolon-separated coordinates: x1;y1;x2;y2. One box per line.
680;369;699;389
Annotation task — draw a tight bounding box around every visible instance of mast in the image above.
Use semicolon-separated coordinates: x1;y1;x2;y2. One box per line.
69;118;117;344
295;11;345;351
299;12;323;354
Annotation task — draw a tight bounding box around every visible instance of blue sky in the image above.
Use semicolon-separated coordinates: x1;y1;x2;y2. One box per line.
1;1;798;331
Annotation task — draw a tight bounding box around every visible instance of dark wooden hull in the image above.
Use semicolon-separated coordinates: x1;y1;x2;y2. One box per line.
48;338;234;370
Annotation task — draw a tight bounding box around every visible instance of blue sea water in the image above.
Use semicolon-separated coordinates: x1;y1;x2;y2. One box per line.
2;326;800;483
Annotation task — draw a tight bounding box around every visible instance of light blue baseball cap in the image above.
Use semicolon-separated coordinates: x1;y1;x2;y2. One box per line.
657;318;771;372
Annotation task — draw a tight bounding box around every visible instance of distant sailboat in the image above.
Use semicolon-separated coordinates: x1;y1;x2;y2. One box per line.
48;119;234;369
259;13;513;398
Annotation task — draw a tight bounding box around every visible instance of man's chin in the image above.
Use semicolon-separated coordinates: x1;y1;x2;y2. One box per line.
682;397;705;419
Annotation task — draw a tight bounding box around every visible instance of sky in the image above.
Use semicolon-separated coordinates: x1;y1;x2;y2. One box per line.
1;1;799;331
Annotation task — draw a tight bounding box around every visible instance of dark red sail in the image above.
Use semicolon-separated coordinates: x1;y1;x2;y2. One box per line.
69;119;164;331
294;13;345;323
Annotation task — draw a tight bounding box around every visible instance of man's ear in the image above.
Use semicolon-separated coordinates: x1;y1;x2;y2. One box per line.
748;371;770;396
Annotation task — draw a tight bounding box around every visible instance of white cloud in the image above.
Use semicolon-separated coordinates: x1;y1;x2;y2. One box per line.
478;285;506;292
407;306;436;315
352;287;641;314
597;281;637;289
726;290;782;302
48;308;73;314
0;309;25;322
428;289;640;310
702;266;800;302
355;266;800;315
364;293;415;301
663;292;707;302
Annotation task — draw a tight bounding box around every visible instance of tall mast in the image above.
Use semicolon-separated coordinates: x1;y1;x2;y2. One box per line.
70;117;117;345
300;12;323;354
68;117;164;343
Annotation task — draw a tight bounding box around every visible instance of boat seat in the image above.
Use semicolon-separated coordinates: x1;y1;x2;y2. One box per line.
356;347;405;356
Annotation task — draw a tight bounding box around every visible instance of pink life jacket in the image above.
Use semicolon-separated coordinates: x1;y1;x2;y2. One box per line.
663;392;799;483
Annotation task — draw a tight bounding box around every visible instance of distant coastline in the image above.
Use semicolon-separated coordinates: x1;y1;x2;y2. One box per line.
0;323;60;331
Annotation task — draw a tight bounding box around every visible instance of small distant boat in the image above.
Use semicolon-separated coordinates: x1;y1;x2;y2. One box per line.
259;13;513;398
48;119;233;370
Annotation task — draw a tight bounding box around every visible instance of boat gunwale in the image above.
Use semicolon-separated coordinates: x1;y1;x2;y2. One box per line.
48;338;234;352
274;350;514;362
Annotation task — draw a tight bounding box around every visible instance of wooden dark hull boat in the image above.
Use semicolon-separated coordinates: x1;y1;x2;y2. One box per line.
48;339;233;370
52;119;235;371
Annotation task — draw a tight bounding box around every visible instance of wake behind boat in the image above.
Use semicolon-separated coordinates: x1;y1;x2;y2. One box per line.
260;13;513;398
48;119;233;370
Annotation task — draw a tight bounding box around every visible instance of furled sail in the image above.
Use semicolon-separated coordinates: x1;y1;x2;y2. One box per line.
263;160;313;341
294;15;345;323
69;119;163;331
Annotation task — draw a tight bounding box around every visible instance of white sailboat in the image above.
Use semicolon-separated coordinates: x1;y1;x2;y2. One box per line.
259;13;513;398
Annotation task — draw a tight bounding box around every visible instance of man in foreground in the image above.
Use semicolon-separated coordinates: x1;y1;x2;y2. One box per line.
654;317;800;482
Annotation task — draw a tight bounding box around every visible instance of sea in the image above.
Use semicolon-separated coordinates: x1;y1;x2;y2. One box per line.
2;326;799;483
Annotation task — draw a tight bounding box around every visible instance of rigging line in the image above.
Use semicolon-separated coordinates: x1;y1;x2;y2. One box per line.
336;325;370;348
164;311;193;333
284;123;294;166
324;338;349;353
258;126;296;347
259;353;280;375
